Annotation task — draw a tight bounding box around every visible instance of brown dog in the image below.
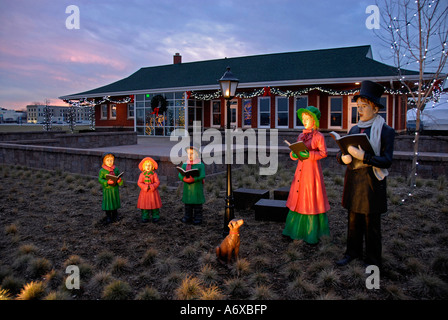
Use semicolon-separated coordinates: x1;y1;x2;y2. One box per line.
216;219;244;264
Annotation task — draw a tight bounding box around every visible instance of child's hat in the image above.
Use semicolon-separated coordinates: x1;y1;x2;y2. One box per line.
139;157;158;171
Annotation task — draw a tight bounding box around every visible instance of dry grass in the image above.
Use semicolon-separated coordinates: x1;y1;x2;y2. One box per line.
0;163;447;300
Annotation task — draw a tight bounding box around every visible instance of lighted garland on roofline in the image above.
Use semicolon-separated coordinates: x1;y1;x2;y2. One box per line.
64;95;133;107
188;85;434;101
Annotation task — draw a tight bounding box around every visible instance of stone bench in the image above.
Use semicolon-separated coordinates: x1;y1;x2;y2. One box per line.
254;199;289;222
273;186;290;200
233;188;270;210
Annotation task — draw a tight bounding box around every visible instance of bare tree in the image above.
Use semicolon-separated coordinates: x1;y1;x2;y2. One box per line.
43;99;53;132
376;0;448;186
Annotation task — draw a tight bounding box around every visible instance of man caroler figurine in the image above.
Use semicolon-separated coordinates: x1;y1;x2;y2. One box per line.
335;80;395;269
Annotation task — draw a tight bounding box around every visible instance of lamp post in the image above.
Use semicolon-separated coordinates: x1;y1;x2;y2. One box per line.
219;67;239;235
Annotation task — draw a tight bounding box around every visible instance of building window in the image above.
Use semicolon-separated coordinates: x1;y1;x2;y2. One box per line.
127;103;134;119
110;104;117;120
276;96;288;128
242;99;252;127
378;96;387;121
258;97;270;128
350;96;388;126
101;104;108;120
211;100;221;127
329;97;343;128
295;96;308;128
135;92;186;136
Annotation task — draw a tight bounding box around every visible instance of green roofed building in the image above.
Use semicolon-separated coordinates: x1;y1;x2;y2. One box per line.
60;45;427;136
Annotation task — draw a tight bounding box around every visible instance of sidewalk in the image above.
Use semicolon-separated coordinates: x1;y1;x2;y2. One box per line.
87;136;180;158
87;136;448;161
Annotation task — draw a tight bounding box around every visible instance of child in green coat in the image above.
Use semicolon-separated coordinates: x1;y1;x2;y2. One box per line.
179;146;205;225
98;152;124;223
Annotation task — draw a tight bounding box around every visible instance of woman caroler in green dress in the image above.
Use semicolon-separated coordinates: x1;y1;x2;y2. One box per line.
98;152;124;223
282;106;331;244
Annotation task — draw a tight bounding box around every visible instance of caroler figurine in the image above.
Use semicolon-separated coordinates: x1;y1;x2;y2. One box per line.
137;157;162;223
282;106;330;244
335;80;395;269
178;146;205;225
98;152;124;223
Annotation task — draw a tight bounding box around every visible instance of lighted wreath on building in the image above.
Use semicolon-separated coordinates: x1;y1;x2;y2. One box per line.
151;95;168;116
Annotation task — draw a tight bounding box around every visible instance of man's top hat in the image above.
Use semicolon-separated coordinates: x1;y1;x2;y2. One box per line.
353;80;386;109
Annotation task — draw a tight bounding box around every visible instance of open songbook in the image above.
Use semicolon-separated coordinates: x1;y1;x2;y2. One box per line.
284;140;309;161
176;166;200;178
329;131;374;170
105;172;124;183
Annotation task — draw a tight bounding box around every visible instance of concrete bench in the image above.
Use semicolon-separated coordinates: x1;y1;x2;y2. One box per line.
233;188;270;210
254;199;289;222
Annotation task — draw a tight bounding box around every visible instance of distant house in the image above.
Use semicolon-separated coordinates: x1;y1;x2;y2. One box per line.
26;105;90;124
60;45;434;136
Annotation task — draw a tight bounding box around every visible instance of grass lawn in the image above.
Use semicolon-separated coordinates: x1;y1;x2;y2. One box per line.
0;162;447;301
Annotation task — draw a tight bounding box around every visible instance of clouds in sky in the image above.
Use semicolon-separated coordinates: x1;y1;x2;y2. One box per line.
0;0;391;109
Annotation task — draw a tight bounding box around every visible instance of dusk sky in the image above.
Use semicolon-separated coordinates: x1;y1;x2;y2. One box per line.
0;0;416;110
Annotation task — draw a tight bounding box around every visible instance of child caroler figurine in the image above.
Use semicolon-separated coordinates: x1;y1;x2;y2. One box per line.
137;157;162;223
335;80;395;269
178;146;205;225
282;106;330;244
98;152;124;223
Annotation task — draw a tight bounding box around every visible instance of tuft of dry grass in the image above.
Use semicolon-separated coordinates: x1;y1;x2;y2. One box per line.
16;281;46;300
136;286;161;300
102;280;132;300
174;275;203;300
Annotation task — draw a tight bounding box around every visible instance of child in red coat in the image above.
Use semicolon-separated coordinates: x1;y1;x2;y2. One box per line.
137;157;162;223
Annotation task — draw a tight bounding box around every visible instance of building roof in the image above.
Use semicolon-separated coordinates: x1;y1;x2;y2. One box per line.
60;45;420;99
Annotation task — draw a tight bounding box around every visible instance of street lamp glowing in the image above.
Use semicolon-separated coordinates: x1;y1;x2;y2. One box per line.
219;67;239;99
218;66;239;235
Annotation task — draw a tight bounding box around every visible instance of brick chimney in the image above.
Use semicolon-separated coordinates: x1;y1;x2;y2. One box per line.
173;53;182;64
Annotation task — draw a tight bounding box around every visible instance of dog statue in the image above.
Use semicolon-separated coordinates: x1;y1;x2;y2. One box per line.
216;219;244;264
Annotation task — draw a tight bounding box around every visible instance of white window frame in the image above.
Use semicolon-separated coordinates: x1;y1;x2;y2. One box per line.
127;103;134;120
294;95;308;128
110;104;117;120
258;97;271;128
328;96;343;129
101;104;108;120
211;100;221;128
275;96;289;128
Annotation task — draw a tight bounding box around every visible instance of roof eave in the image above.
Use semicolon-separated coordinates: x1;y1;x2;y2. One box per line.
59;74;436;100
